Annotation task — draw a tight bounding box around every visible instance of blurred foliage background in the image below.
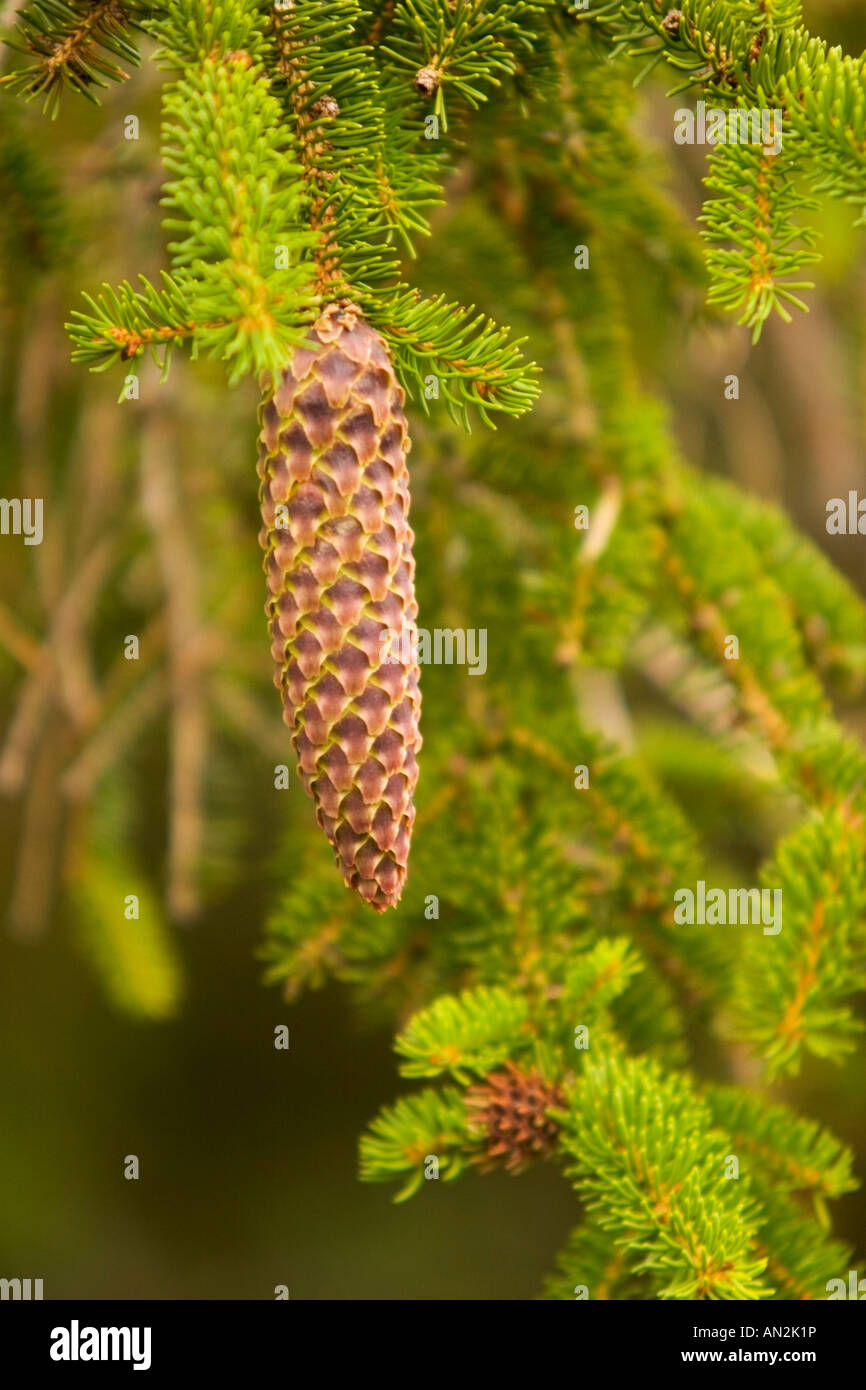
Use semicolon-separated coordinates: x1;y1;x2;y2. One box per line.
1;0;864;1297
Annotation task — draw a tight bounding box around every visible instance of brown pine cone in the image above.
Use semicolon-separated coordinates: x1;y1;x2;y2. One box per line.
257;302;421;910
465;1063;565;1172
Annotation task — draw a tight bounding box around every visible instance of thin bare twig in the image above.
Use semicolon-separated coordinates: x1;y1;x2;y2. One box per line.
139;394;208;921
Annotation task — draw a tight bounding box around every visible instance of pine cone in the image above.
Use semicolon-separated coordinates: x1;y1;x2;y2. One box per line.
465;1063;565;1172
257;302;421;911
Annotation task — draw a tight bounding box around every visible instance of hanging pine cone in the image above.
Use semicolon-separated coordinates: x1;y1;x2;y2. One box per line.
257;302;421;911
465;1063;565;1172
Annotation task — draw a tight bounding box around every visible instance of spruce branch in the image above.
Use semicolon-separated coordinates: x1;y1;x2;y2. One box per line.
705;1085;857;1202
394;986;533;1081
754;0;803;30
585;1;809;101
266;0;389;295
506;724;726;1003
376;71;445;252
359;1085;474;1201
68;1;319;384
377;286;541;425
570;2;864;334
264;0;443;291
784;44;866;225
61;0;538;420
544;1219;642;1300
650;472;866;810
753;1189;853;1301
736;809;866;1076
1;0;151;114
700;139;820;340
703;477;866;699
379;0;544;131
154;4;317;380
67;273;199;376
562;936;644;1022
559;1053;771;1300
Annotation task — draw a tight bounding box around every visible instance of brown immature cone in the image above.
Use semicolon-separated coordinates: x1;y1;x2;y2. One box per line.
256;302;421;910
465;1063;565;1172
